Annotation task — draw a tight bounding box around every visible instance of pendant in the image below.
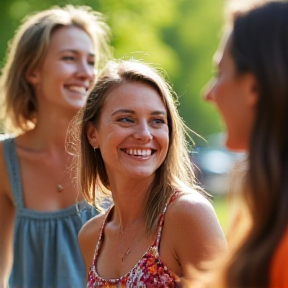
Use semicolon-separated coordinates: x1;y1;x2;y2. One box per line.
57;184;64;193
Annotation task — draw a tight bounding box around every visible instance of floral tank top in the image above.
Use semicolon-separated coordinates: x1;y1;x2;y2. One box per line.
87;193;180;287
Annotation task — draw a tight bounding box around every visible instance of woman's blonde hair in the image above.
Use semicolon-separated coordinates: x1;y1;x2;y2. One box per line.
69;59;206;234
0;5;111;133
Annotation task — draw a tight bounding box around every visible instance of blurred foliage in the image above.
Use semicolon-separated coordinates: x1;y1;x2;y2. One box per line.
0;0;225;145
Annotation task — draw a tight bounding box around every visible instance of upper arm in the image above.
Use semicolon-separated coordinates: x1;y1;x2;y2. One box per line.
78;214;104;274
170;193;228;283
0;142;16;286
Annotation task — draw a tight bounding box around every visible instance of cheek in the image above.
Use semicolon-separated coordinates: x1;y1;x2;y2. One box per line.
213;79;230;100
213;80;236;111
158;129;169;154
107;132;119;158
99;127;125;158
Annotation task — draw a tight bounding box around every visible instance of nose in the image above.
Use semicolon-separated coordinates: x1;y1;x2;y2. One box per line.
76;60;95;81
203;78;216;102
133;121;153;142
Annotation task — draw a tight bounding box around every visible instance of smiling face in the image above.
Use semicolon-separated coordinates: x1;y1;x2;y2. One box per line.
204;34;258;151
27;25;95;113
87;81;169;182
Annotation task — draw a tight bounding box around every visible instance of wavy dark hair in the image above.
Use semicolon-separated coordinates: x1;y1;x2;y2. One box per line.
224;1;288;287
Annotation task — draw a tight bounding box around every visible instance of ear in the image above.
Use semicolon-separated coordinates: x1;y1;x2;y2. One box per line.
86;122;99;149
25;68;40;86
243;73;259;108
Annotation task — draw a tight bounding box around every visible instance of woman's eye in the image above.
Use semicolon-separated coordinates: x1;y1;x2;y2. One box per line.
118;117;134;123
62;56;74;61
152;118;165;125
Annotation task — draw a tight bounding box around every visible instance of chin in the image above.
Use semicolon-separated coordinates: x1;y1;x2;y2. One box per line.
130;170;155;179
65;95;87;108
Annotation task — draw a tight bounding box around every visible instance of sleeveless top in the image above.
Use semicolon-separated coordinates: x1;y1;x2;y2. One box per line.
87;193;180;288
2;137;98;288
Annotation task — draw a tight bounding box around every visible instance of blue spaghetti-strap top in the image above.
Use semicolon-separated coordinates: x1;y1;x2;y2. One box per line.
2;137;98;288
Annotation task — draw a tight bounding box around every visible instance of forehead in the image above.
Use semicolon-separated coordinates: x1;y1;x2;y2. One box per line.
102;81;166;112
48;25;94;54
214;33;234;68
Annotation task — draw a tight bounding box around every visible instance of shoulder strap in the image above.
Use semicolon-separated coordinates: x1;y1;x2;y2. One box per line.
91;206;113;266
154;192;178;248
2;137;24;209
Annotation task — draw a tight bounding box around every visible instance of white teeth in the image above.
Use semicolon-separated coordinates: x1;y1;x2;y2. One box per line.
66;85;86;94
125;149;152;156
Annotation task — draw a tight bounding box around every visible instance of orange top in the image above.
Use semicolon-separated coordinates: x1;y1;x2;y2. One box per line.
270;228;288;288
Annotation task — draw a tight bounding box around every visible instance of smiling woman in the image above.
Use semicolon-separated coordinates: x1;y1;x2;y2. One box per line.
69;59;227;287
27;25;96;112
87;81;169;180
0;5;111;288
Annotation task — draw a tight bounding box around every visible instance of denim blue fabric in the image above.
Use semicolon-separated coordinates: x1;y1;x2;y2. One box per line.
3;137;98;288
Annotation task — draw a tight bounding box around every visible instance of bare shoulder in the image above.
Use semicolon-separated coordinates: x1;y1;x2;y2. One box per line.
79;212;106;245
167;189;216;221
78;212;107;272
166;189;227;256
162;190;227;282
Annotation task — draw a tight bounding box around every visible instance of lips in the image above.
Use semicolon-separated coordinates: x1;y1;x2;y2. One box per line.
64;85;87;95
121;148;155;156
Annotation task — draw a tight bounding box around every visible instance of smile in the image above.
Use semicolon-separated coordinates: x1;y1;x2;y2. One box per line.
65;85;87;94
121;148;155;156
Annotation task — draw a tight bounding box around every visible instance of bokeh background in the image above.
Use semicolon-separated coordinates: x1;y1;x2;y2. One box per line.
0;0;226;141
0;0;232;229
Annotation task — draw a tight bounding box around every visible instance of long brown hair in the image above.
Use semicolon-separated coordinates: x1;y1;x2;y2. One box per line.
69;59;205;234
223;1;288;287
0;5;111;133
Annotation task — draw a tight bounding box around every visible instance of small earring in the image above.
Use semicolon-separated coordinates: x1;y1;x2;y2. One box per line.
93;146;98;153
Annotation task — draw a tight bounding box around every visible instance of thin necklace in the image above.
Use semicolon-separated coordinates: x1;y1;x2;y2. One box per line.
119;221;143;265
56;157;71;193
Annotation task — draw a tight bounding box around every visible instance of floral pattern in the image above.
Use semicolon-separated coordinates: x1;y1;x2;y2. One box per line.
87;193;179;288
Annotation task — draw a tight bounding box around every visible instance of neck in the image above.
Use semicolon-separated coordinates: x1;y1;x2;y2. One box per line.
33;98;78;146
109;178;152;230
23;114;75;151
112;203;145;232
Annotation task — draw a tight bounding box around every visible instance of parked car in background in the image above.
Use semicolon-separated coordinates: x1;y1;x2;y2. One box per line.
193;133;245;195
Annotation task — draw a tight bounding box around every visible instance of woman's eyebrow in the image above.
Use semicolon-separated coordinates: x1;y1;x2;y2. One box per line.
111;109;167;116
111;109;135;116
59;49;95;57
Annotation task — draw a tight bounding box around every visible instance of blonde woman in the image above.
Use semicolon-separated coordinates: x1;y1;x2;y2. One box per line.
0;5;111;288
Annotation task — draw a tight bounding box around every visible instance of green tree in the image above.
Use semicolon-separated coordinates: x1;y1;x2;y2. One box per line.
0;0;225;143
